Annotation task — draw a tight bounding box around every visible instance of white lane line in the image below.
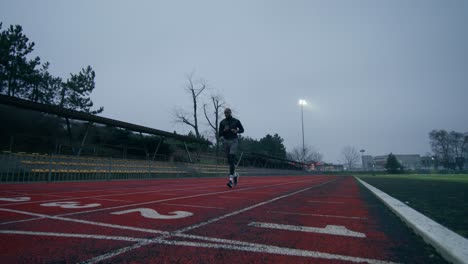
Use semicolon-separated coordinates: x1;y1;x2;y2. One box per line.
0;184;222;206
248;222;366;238
3;191;28;195
311;195;359;198
0;230;148;243
3;177;323;201
0;229;398;264
3;183;394;263
0;217;44;226
59;178;325;217
1;176;313;207
91;198;134;203
161;203;225;210
11;180;234;201
0;208;169;235
152;240;398;264
0;178;324;227
308;201;345;204
268;211;367;220
357;177;468;264
240;191;272;194
218;196;246;200
17;182;209;196
173;179;337;234
0;208;251;245
80;179;337;263
1;206;370;253
1;178;335;260
0;197;30;202
0;178;323;226
40;194;75;198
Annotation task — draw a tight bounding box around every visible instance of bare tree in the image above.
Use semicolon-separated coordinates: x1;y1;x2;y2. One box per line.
450;131;465;159
429;130;468;169
203;93;226;160
341;145;360;169
287;145;323;163
174;73;206;138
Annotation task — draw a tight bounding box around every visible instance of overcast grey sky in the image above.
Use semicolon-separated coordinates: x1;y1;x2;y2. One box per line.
2;0;467;163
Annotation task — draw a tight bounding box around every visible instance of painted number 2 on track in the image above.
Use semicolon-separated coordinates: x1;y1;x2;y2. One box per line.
111;208;193;219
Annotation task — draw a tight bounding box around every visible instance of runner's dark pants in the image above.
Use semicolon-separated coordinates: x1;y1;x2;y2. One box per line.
223;138;238;176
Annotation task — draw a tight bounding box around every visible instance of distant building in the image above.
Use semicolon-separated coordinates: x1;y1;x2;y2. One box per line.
362;154;421;170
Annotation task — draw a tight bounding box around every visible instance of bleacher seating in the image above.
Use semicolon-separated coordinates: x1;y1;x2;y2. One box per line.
0;151;247;182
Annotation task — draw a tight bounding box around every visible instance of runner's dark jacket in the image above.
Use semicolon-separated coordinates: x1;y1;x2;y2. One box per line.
219;117;244;140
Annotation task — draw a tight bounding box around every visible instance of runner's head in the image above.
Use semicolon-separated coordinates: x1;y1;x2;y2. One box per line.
224;108;232;118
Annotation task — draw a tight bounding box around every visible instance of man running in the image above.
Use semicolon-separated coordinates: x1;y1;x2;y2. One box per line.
219;108;244;188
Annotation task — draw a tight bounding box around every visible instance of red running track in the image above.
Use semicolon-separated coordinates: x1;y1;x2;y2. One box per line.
0;175;414;263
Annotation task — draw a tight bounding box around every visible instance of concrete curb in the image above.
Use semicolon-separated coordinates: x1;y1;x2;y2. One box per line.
355;177;468;264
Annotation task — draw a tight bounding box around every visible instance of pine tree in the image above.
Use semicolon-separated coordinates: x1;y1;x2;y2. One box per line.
0;23;40;97
386;153;403;173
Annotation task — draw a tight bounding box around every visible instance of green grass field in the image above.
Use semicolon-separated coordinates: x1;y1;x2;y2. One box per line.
356;174;468;238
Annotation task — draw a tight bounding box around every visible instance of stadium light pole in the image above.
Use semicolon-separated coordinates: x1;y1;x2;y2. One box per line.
298;99;307;162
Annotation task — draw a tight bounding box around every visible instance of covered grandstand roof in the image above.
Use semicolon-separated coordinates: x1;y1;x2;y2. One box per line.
0;94;210;145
